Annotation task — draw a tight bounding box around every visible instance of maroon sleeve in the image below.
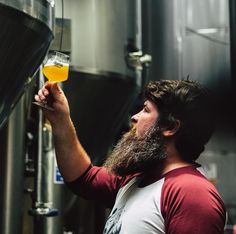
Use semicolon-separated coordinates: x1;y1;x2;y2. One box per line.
161;168;226;234
66;165;137;208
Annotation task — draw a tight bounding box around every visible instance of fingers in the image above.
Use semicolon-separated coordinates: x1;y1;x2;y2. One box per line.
34;83;66;104
34;85;50;103
34;83;70;117
34;94;41;103
42;86;49;96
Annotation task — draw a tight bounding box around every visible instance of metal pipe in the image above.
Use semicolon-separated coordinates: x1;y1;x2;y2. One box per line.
31;122;62;234
29;67;64;234
36;83;44;207
135;0;143;88
127;0;152;88
229;0;236;89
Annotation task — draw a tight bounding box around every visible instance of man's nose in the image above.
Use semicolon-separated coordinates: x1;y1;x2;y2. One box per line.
131;112;139;123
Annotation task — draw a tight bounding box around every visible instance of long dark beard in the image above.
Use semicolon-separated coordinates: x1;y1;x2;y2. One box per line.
103;123;167;176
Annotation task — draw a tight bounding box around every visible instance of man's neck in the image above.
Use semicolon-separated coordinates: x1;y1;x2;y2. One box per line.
161;160;193;175
161;142;193;175
139;159;194;187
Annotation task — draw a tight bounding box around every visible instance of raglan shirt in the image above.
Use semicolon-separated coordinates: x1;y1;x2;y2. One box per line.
67;165;226;234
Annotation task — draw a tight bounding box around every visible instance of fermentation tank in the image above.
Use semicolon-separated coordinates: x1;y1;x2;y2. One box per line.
0;0;54;128
0;1;54;234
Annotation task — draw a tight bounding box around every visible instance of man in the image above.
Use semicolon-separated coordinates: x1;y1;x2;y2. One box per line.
35;80;226;234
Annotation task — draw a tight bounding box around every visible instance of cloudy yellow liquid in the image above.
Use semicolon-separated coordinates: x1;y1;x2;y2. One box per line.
43;64;69;82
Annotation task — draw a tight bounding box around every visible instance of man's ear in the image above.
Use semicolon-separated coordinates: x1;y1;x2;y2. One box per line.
162;120;180;137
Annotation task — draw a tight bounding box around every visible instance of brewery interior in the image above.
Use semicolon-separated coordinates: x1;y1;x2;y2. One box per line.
0;0;236;233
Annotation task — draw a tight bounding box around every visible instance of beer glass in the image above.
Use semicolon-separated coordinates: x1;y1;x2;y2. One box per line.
33;51;70;110
43;51;69;82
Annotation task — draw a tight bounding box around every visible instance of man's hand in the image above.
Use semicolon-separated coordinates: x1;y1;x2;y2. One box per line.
34;82;70;126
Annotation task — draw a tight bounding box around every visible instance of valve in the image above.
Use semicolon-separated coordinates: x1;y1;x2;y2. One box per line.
126;51;152;70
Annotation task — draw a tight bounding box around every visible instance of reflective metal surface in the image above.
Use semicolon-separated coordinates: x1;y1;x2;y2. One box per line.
31;122;64;234
0;96;27;234
178;0;231;126
142;0;180;81
0;1;54;233
62;0;140;77
229;0;236;105
0;0;54;29
181;0;230;92
142;0;230;90
0;1;54;128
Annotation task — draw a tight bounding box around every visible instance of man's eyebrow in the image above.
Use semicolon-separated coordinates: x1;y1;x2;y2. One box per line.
143;103;150;109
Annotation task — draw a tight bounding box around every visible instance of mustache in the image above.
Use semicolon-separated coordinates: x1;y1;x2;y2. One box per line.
126;123;137;137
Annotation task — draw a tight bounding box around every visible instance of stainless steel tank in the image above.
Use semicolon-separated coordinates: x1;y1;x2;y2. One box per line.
0;0;54;128
0;1;54;234
0;90;33;234
142;0;230;89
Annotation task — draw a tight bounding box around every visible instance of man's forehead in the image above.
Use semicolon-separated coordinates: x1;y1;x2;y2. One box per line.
144;99;159;112
144;99;155;107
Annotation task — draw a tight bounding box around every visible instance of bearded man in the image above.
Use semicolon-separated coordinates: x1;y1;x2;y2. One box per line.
35;80;226;234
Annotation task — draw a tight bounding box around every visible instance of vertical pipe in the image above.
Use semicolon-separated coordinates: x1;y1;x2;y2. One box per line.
33;122;64;234
135;0;143;88
229;0;236;88
31;68;63;234
229;0;236;133
0;96;26;234
173;0;185;80
141;0;152;85
36;94;44;208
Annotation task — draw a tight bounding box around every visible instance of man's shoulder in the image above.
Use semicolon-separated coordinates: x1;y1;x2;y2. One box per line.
163;165;215;193
161;165;225;212
161;167;226;234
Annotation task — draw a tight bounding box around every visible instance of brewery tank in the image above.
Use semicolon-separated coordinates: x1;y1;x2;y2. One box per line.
0;1;54;234
0;0;54;128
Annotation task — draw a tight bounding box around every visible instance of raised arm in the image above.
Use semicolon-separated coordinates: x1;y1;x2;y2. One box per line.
34;82;91;182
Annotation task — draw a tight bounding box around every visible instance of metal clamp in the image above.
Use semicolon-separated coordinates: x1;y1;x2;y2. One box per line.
126;51;152;70
29;201;59;217
47;0;55;7
42;124;53;152
29;206;58;217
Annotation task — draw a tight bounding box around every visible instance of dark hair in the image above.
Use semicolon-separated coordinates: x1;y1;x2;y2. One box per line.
144;80;216;162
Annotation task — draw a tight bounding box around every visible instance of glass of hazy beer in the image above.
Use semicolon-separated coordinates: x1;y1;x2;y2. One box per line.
43;51;70;82
33;51;70;110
